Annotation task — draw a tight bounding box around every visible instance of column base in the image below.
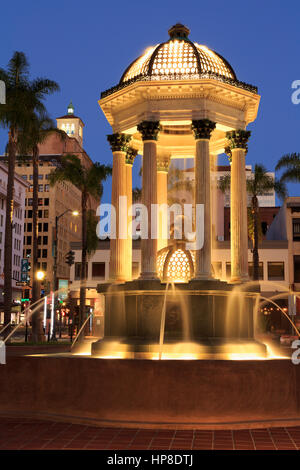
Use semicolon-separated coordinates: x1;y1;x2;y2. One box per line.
230;275;250;284
138;272;160;281
192;274;214;281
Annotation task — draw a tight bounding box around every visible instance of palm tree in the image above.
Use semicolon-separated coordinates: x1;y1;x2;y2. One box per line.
18;113;64;341
218;165;287;280
49;154;112;328
275;153;300;183
0;51;59;332
132;187;142;203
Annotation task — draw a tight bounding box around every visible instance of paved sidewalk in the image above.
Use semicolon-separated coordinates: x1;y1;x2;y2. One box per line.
1;418;300;450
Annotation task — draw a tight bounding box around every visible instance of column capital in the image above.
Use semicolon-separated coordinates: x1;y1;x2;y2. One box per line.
137;121;160;141
191;119;216;140
125;147;138;165
107;133;131;152
157;156;170;173
226;129;251;150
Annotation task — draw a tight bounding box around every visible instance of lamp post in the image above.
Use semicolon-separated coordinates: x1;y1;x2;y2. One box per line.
52;209;79;340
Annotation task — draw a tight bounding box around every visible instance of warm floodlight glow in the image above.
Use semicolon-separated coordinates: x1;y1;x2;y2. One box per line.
121;39;235;83
72;210;79;216
36;270;45;281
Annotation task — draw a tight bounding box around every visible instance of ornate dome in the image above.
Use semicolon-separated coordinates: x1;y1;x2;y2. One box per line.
120;24;236;84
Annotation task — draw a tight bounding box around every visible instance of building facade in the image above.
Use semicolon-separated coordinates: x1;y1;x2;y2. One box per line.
0;162;28;321
1;104;99;299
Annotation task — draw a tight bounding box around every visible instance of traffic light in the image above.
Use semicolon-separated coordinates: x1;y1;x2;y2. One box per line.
65;250;75;266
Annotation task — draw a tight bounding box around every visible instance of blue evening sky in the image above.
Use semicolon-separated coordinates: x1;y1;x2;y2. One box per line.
1;0;300;204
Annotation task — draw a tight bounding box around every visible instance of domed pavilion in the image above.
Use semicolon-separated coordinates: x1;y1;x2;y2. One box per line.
99;23;260;285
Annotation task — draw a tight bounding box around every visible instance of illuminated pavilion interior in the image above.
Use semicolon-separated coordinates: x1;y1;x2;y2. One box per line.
92;24;263;358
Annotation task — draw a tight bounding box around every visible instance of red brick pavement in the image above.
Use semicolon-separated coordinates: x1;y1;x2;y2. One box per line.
0;417;300;450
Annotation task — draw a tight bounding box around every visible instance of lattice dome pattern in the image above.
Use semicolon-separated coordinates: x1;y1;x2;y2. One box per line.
120;25;236;84
157;245;194;283
166;248;192;283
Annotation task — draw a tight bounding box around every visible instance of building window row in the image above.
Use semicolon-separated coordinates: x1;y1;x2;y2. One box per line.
224;261;284;281
13;254;21;267
13;238;21;251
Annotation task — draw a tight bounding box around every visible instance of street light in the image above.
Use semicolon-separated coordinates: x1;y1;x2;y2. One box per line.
36;270;45;281
52;209;79;340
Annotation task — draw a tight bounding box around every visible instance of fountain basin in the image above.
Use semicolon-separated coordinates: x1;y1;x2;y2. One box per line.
0;355;298;429
92;279;265;357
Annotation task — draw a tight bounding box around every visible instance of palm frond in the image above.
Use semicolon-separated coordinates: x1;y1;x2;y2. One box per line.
275;153;300;171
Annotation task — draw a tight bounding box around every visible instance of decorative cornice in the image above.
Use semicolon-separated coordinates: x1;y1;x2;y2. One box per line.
226;129;251;151
137;121;160;141
125;147;138;165
100;72;258;99
191;119;216;140
157;157;170;173
107;133;132;152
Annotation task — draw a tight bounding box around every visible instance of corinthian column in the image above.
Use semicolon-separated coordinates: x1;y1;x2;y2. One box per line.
137;120;160;280
157;156;169;252
191;119;216;280
107;133;131;282
226;129;251;283
125;147;137;281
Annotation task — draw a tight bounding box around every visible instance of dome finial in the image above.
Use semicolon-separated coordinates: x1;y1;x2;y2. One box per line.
67;100;74;115
168;23;190;39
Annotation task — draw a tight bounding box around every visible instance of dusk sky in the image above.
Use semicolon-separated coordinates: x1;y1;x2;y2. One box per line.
1;0;300;203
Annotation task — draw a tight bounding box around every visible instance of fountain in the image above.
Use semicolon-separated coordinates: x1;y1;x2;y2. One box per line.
1;25;300;430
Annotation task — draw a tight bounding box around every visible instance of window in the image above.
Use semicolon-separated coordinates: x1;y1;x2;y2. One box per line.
293;219;300;241
261;222;268;235
38;210;43;218
268;262;284;281
74;262;88;280
42;262;47;271
38;223;42;232
38;184;43;192
38;236;41;245
44;210;49;218
43;236;48;244
44;184;49;192
248;262;264;280
38;198;43;206
44;198;49;206
27;198;33;206
27;210;32;218
27;236;32;245
29;175;33;180
42;249;47;258
38;174;43;180
21;175;27;180
27;222;32;232
26;248;31;257
294;256;300;283
29;185;33;192
43;223;48;232
92;262;105;279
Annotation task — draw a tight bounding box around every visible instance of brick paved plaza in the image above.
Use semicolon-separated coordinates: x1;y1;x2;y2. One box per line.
1;418;300;450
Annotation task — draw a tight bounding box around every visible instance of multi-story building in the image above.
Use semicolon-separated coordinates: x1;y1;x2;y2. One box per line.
1;103;98;299
0;162;28;322
267;197;300;292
